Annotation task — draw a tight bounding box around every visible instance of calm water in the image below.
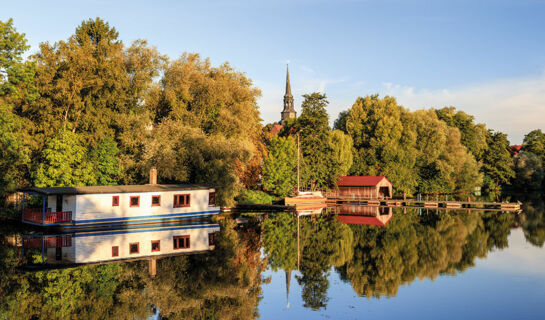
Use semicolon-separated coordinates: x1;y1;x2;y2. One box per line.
1;196;545;319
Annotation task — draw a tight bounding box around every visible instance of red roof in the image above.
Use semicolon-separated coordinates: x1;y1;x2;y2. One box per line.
336;215;392;227
337;176;391;187
270;124;283;135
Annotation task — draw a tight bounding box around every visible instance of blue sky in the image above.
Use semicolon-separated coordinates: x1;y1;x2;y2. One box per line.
2;0;545;143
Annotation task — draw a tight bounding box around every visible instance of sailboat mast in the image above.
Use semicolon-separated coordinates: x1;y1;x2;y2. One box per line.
297;133;300;193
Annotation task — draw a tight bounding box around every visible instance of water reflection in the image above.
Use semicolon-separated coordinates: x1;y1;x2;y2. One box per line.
21;220;219;266
2;196;545;319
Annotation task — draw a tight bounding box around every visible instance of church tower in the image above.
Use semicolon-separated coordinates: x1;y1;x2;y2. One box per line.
281;64;296;124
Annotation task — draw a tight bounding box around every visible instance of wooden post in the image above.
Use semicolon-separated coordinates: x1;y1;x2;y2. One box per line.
42;196;46;225
149;258;157;278
21;192;25;222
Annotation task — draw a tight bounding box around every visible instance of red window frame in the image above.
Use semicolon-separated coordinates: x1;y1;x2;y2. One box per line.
130;196;140;207
173;235;190;249
209;192;216;206
173;194;190;208
112;196;119;207
112;246;119;257
151;240;160;252
151;195;161;207
129;242;139;254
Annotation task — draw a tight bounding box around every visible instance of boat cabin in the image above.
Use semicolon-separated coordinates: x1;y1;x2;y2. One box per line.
336;176;393;199
20;184;220;228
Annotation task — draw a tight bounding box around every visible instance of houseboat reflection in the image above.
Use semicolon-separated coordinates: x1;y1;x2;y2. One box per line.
22;220;220;266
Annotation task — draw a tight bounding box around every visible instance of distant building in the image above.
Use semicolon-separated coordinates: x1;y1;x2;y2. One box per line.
510;145;522;156
336;176;393;199
270;123;283;136
281;65;296;124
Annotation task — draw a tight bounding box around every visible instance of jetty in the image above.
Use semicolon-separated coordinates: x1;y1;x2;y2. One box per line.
325;196;521;212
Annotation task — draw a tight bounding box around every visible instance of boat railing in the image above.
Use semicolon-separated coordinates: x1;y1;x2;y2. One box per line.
23;208;72;224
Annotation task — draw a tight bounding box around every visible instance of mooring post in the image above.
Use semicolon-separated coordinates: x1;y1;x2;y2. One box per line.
149;258;157;278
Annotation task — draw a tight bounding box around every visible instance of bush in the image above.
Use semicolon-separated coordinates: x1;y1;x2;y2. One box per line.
236;190;277;205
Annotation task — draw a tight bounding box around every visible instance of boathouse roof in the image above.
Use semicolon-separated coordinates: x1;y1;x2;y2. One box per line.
337;176;391;187
20;184;215;196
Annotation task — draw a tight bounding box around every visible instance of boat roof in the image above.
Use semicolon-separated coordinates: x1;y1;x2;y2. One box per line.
337;176;392;187
20;184;215;196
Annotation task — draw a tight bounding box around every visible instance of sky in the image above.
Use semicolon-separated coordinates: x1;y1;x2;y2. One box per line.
2;0;545;144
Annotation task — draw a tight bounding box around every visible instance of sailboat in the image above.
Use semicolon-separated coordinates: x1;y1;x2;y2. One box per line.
284;134;326;210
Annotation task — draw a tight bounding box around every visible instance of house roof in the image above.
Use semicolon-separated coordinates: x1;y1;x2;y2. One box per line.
337;176;391;187
270;123;283;135
336;215;392;227
20;184;215;196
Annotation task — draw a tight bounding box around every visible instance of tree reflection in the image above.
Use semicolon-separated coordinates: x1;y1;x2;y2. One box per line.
0;219;265;319
262;208;516;305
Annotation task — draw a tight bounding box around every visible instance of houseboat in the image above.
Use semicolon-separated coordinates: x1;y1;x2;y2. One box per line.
22;220;220;266
20;180;220;229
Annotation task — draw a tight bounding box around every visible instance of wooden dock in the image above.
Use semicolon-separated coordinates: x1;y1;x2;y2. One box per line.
326;197;521;212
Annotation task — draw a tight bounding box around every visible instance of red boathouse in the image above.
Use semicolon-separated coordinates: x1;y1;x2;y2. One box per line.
336;176;393;199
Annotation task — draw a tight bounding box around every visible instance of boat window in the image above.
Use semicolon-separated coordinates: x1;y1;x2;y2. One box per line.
112;246;119;257
173;235;190;249
151;195;161;207
130;196;140;207
151;240;160;252
209;192;216;206
173;194;190;208
129;243;139;254
112;196;119;207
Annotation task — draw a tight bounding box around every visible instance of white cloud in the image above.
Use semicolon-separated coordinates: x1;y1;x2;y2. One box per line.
382;74;545;144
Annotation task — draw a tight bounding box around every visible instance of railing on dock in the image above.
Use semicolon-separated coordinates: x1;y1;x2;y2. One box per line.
23;208;72;224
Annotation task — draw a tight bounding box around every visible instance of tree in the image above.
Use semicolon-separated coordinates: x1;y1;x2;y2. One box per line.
0;19;38;105
33;130;95;187
512;152;544;191
0;103;32;196
262;136;297;196
435;107;488;161
522;129;545;163
296;93;337;189
330;130;353;178
481;131;515;188
89;136;122;185
29;18;128;145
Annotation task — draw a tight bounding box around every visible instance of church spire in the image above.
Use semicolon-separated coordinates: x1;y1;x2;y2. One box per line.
281;63;296;124
285;64;292;97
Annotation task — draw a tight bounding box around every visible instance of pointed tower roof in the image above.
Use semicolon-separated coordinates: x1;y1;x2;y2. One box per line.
285;64;292;97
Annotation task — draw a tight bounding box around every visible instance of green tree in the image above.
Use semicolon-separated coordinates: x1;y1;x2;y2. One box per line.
0;18;38;104
296;93;337;189
512;152;544;191
481;131;515;188
0;103;32;196
522;129;545;163
33;130;96;187
330;129;353;178
89;136;122;185
262;136;297;196
435;107;489;161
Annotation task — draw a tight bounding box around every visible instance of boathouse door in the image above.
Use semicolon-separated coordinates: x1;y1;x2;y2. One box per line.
56;195;62;212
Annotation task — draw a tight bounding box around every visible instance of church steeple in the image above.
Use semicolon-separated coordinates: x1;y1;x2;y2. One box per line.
281;64;296;124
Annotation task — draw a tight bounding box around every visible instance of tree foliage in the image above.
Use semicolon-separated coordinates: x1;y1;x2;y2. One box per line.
262;136;297;196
